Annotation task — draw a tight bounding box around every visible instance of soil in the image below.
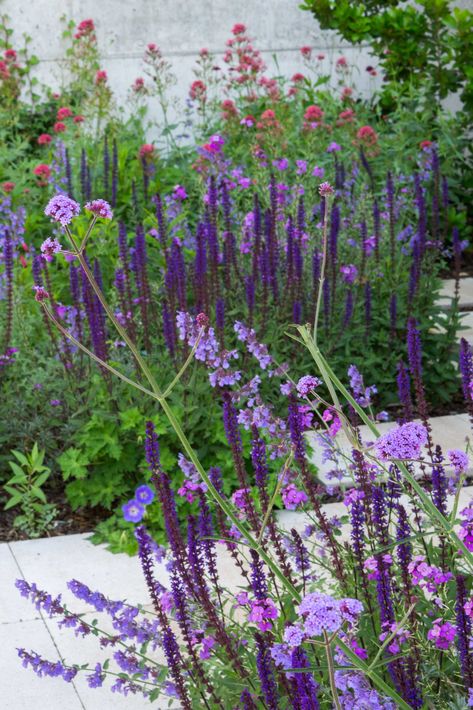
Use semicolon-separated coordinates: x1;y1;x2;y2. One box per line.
0;482;108;543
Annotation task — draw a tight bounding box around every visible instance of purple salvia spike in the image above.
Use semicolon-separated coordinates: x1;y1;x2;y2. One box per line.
396;503;412;592
86;164;92;201
389;293;397;338
386;171;396;266
431;147;440;243
2;228;13;357
408;241;421;307
455;574;473;690
453;226;462;301
459;338;473;429
289;528;310;591
431;445;447;517
255;634;279;710
131;179;139;215
239;689;257;710
194;222;208;313
252;193;262;284
64;147;74;199
170;239;187;311
100;138;112;201
373;198;381;264
134;225;151;349
140;156;149;202
359;147;374;191
245;275;255;322
216;296;225;332
396;361;414;423
103;135;110;198
343;288;354;327
249;549;268;600
162;298;176;358
414;173;426;256
153;194;167;249
292;299;302;324
80;148;87;202
111;138;118;208
291;646;320;709
69;264;84;345
364;281;372;335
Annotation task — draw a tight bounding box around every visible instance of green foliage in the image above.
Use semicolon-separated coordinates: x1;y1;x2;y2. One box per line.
300;0;473;114
3;443;57;537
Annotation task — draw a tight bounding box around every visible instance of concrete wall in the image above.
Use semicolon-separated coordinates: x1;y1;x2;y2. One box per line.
0;0;379;117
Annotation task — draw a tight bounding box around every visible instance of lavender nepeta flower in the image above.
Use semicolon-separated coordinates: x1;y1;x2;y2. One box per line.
348;364;377;408
40;237;62;262
296;375;321;397
447;449;469;475
122;499;145;523
18;649;78;682
375;422;428;461
44;195;80;226
85;199;113;220
87;663;105;688
234;321;272;369
135;485;155;505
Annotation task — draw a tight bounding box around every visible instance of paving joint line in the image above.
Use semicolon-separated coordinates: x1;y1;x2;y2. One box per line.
7;542;87;710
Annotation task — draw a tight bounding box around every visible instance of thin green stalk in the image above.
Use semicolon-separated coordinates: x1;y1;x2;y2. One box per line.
41;305;159;401
312;196;330;344
257;454;293;544
162;330;204;397
323;630;341;710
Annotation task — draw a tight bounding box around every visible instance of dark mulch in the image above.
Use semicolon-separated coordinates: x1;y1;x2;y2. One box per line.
0;484;108;543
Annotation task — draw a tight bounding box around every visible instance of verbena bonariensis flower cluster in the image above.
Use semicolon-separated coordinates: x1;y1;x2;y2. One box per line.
15;196;473;708
30;138;460;411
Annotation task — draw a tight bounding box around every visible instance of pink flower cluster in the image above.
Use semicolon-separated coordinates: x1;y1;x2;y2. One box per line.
281;484;308;510
247;598;279;632
427;619;455;650
408;555;452;592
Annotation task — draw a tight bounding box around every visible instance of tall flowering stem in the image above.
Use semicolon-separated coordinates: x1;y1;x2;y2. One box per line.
312;184;332;343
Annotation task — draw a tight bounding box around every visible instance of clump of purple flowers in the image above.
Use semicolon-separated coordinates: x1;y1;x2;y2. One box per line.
375;421;428;460
85;199;113;220
44;195;80;226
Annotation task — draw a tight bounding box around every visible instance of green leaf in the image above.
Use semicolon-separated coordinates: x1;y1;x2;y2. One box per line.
58;447;90;480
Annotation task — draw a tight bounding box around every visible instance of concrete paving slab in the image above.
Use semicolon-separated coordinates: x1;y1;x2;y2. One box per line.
9;533;154;613
438;278;473;310
0;544;41;624
307;413;472;488
44;612;171;709
0;618;84;710
458;311;473;343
